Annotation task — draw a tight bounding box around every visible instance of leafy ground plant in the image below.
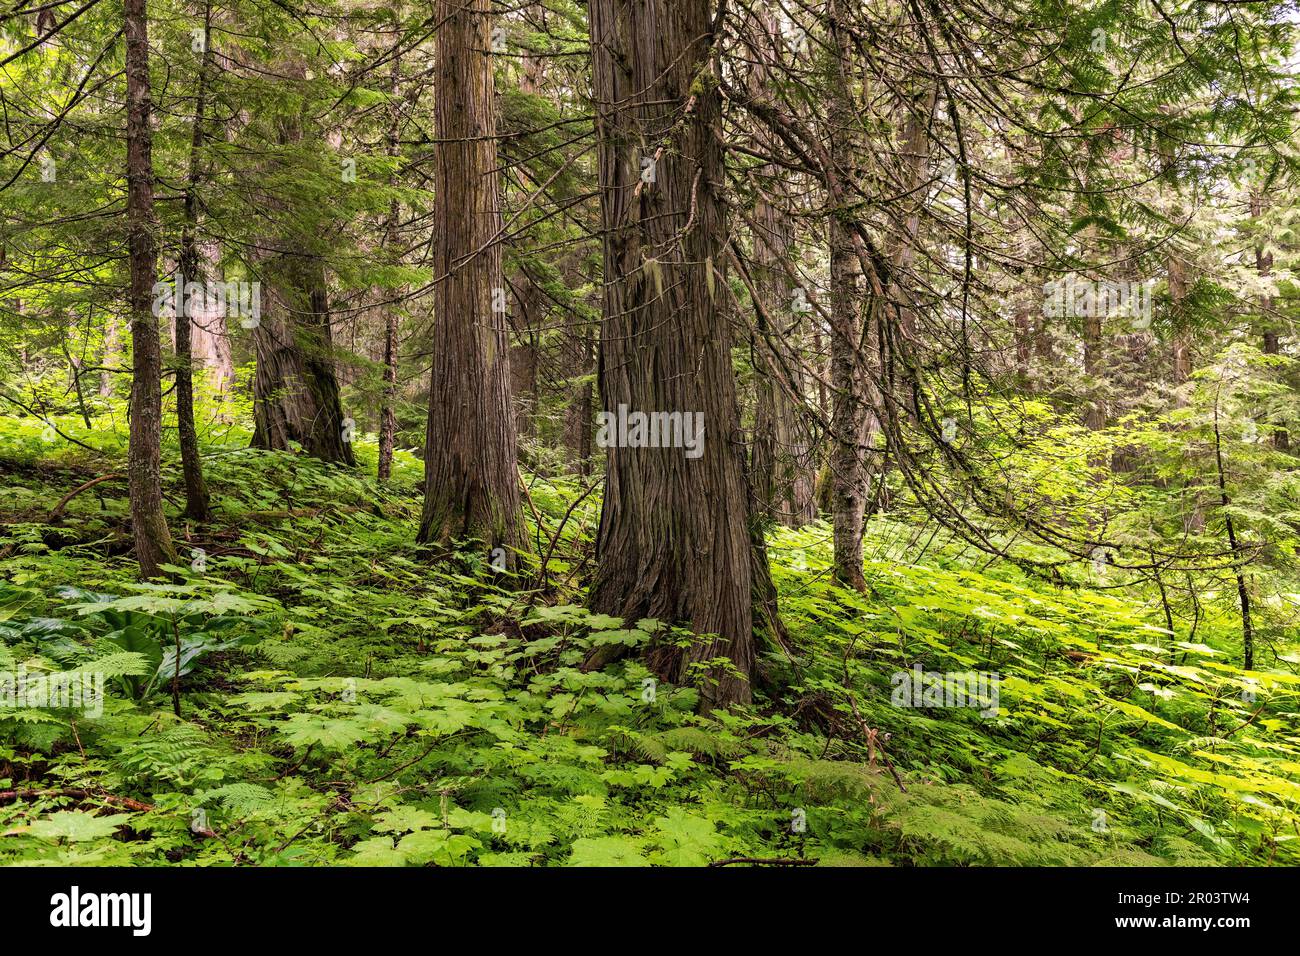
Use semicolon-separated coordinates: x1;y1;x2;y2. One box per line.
1;420;1297;866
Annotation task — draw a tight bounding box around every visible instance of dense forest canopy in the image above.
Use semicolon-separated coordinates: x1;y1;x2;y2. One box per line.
0;0;1299;870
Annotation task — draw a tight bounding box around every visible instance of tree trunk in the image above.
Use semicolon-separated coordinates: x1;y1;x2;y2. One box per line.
378;47;403;482
1252;190;1287;449
1213;389;1255;670
188;244;234;399
124;0;176;577
585;0;780;710
1167;195;1193;392
250;258;355;465
1014;300;1032;385
751;218;816;527
749;10;815;529
827;0;871;590
507;8;546;448
249;60;354;466
100;314;119;397
564;323;594;474
175;4;213;521
377;314;399;478
508;279;540;442
1081;311;1106;428
418;0;522;559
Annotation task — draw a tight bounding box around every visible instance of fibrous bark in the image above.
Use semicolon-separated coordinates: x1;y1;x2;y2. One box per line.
125;0;177;577
250;255;355;466
827;0;872;590
586;0;780;709
249;59;354;466
175;5;213;521
417;0;522;558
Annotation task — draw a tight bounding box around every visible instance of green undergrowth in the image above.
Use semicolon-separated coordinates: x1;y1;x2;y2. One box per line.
1;413;1298;866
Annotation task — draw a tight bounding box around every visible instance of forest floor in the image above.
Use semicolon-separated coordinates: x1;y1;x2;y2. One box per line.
0;412;1297;866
